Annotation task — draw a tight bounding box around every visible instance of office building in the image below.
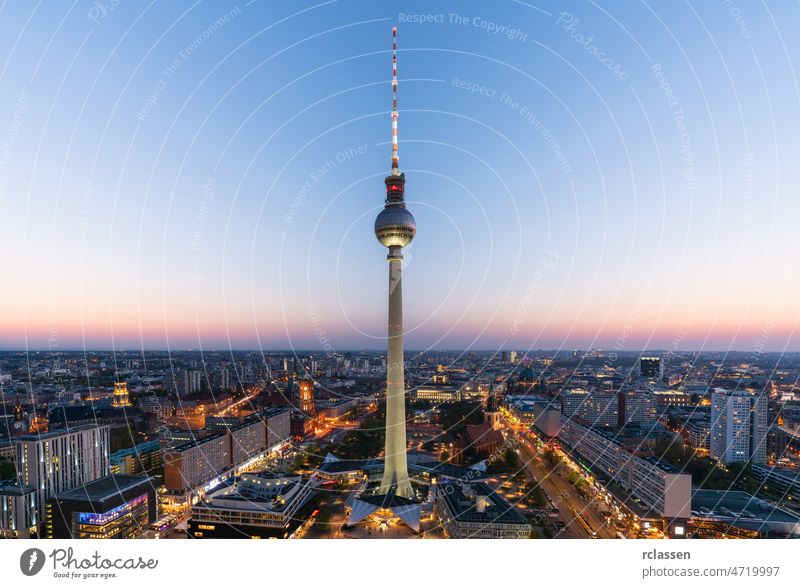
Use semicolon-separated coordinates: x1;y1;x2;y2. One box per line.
185;370;202;396
45;475;156;539
620;390;657;425
14;425;111;534
435;481;531;538
710;388;768;464
561;388;591;418
413;384;461;403
188;472;317;539
251;407;291;449
229;419;266;466
0;484;37;538
558;417;691;520
110;440;161;475
561;389;617;427
163;433;230;493
640;357;663;379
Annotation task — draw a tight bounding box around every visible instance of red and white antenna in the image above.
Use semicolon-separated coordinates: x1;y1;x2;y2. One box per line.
391;26;399;173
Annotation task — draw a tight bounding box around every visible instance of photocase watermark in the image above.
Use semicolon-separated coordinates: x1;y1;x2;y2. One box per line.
452;77;572;174
307;304;337;354
284;144;368;223
0;91;29;209
191;177;215;303
399;12;529;42
136;6;243;121
555;12;629;80
20;547;158;578
723;0;752;40
601;278;654;371
510;250;560;335
19;548;45;576
88;0;121;25
652;63;696;195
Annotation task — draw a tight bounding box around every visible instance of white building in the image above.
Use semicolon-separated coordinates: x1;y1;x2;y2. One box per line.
622;390;657;425
561;389;618;427
561;388;591;418
558;417;691;519
12;425;110;535
710;388;767;464
0;485;37;538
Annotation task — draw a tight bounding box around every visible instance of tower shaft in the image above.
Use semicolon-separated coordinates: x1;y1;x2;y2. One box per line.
379;245;412;497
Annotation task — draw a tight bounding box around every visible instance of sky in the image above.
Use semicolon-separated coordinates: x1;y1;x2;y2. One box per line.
0;0;799;353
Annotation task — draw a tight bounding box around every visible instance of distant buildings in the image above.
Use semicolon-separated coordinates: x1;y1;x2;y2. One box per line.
507;396;560;438
413;384;461;403
113;381;132;408
0;484;36;539
561;388;590;418
110;440;161;475
45;474;156;538
435;481;531;538
561;388;618;427
619;390;657;426
640;357;663;380
710;388;767;464
683;419;711;451
298;379;315;415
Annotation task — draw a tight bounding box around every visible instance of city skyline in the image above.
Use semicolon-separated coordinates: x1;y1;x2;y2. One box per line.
1;2;799;351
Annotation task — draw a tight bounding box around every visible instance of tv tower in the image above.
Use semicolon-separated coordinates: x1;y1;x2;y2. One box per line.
375;26;415;499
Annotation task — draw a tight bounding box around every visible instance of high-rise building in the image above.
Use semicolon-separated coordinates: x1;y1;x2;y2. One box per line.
619;390;657;426
184;369;202;395
710;388;768;464
560;389;618;427
509;350;518;364
113;381;132;408
561;388;591;418
640;356;663;380
13;425;110;535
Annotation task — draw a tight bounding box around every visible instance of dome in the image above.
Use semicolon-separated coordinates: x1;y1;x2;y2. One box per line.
375;206;416;248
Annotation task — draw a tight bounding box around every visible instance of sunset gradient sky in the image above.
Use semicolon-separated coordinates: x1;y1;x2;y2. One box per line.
0;1;799;352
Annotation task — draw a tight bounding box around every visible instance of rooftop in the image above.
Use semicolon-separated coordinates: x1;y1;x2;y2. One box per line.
15;424;109;441
438;481;530;527
691;489;800;532
56;475;152;502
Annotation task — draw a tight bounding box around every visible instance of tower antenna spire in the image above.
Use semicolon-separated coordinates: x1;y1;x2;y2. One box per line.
391;26;399;174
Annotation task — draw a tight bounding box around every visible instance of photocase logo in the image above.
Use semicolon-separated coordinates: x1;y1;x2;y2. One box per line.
20;548;46;576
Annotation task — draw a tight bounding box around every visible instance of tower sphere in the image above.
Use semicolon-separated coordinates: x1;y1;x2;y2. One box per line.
374;206;416;248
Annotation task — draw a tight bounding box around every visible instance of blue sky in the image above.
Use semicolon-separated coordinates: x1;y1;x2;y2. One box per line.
1;0;799;352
